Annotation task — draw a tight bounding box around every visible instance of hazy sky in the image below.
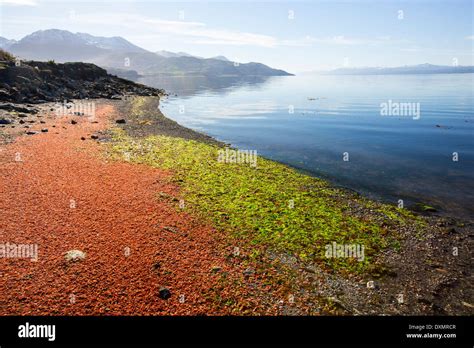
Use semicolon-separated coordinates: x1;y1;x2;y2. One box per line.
1;0;473;72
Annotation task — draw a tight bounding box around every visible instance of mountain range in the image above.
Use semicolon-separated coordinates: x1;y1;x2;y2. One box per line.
326;63;474;75
154;51;229;61
0;29;292;78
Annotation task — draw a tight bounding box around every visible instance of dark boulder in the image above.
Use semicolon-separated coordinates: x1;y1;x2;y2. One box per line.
158;287;171;300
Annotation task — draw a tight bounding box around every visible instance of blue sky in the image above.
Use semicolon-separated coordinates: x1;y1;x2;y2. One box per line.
0;0;473;72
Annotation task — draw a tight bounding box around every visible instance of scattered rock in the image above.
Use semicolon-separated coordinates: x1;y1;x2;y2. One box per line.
0;59;163;104
446;227;457;234
326;296;358;314
80;137;86;141
0;118;11;124
462;301;474;309
0;103;37;114
25;131;37;135
418;298;433;306
115;119;126;124
91;134;99;140
366;280;378;289
41;128;48;133
158;191;171;199
158;191;178;201
243;267;255;277
64;250;86;262
211;266;222;273
158;287;171;300
71;120;77;125
163;226;178;233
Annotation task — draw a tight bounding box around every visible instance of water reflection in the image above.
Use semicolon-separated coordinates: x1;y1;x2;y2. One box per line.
138;74;275;97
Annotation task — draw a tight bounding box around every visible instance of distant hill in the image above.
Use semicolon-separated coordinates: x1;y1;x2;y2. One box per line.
2;29;292;78
326;63;474;75
155;50;200;59
156;51;230;62
0;37;16;50
211;55;230;62
2;29;112;62
75;32;147;53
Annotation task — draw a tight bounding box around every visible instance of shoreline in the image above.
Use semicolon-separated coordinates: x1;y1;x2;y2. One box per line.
1;96;472;315
156;96;472;222
109;96;472;315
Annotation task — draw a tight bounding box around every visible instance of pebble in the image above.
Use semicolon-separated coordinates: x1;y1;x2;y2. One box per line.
211;266;222;273
65;250;86;262
243;267;255;277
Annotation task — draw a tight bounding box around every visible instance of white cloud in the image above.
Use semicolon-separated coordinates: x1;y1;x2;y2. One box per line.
180;32;391;48
188;30;277;47
17;11;384;48
280;35;393;47
0;10;397;49
466;35;474;40
54;12;277;47
142;18;277;47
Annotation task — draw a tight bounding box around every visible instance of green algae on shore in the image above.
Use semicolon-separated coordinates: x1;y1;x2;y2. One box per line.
108;124;423;273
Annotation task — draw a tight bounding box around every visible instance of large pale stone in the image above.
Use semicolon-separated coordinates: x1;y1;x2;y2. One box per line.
65;250;86;262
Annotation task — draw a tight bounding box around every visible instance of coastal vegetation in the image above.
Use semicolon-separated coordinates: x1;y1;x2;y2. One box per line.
109;97;422;273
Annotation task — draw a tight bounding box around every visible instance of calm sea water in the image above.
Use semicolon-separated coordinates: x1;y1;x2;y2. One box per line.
141;73;474;218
